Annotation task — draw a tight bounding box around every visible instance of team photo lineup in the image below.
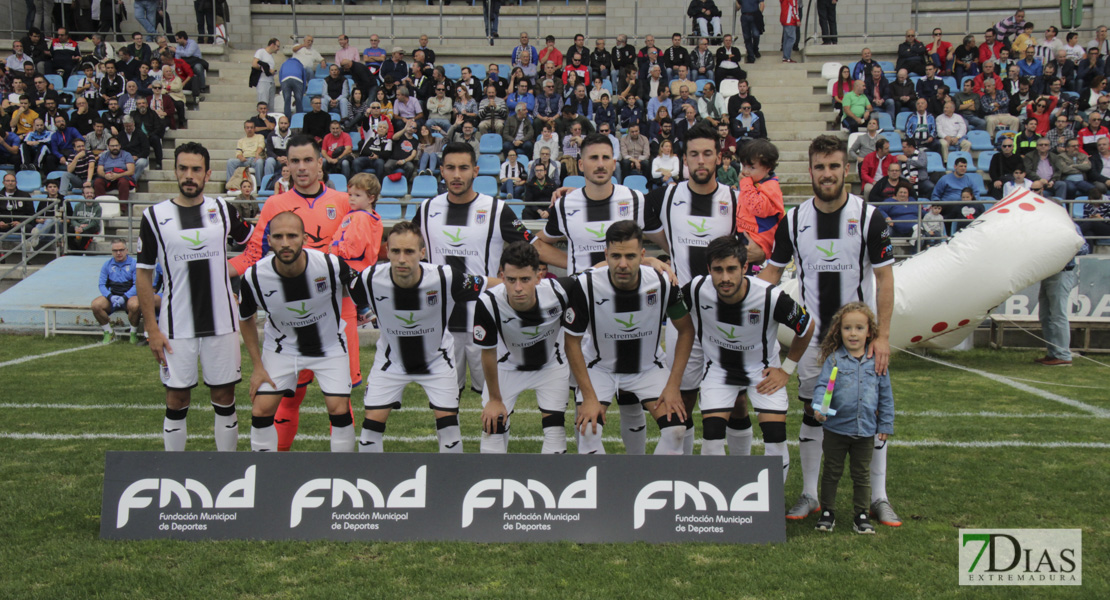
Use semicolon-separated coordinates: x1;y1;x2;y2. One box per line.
139;122;902;534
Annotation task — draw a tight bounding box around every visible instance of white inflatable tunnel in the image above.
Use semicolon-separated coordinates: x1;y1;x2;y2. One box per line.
777;189;1086;349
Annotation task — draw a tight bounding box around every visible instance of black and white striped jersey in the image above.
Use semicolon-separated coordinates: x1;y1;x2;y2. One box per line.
238;249;357;358
768;195;893;340
541;184;647;275
472;277;574;371
644;181;738;285
685;275;812;386
411;192;531;331
136;196;253;339
354;262;489;375
564;266;686;374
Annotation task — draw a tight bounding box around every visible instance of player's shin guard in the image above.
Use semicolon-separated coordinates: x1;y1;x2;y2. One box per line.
800;406;824;498
727;415;754;456
480;418;509;454
617;402;647;455
871;437;889;502
541;413;567;454
274;385;306;451
435;414;463;453
762;421;790;483
250;415;277;452
683;418;695;455
653;415;686;455
578;413;606;454
701;416;728;455
163;407;188;451
359;418;386;452
212;401;238;452
328;412;355;452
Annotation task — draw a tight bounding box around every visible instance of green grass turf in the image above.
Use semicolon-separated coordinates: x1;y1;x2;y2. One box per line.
0;334;1106;598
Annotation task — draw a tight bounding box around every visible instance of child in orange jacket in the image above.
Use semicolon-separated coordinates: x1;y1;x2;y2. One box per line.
330;173;384;273
735;139;785;264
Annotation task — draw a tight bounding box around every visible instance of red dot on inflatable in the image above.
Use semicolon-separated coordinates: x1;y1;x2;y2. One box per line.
932;322;948;333
1019;203;1035;212
1033;197;1045;204
958;319;970;327
911;335;923;343
998;208;1010;213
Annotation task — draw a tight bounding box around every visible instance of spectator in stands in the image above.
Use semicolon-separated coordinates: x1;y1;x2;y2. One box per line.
590;38;614;86
953;35;980;81
523;160;555;219
1048;50;1077;93
1078;66;1106;112
387;119;418;180
927;29;953;74
897;30;927;76
953;79;986;130
1065;32;1085;63
994;9;1026;42
889;69;916;115
319;119;353;180
65;181;102;253
502;102;534;159
21;116;53;171
1087;136;1110;198
972;60;1002;95
354;120;390;177
539;35;564;71
831;65;852;110
840;79;872;133
673;85;697;118
868;160;913;204
731;100;766;143
1018;46;1043;79
381;47;408;85
1077;112;1108;155
416;124;443;176
342;59;376;102
145;81;176;132
927;83;952;116
932;157;984;220
49;27;80;79
1061;138;1095;199
849;117;881;165
619;122;650;177
1012;22;1037;56
563;53;591;88
454;84;479;128
46;113;81;173
851;48;879;81
1047;113;1076;153
117;80;141;116
60;138;92;193
936;100;972;160
916;63;942;101
445;116;480;156
252;37;279;109
980;77;1017;137
478;85;508;135
1015;117;1041;155
530;144;560;183
498;149;527;199
688;0;723;39
85;119;111;156
320;64;350;120
898;138;933;198
979;29;1004;66
116;46;142;82
483;64;508;99
620;91;645;129
594;92;618;131
533;124;560;161
1008;77;1035;119
861;138;897;198
425;81;454;132
127;97;164;171
160;64;186;129
1003;165;1034;196
669;64;696;98
11;95;39;137
1025;96;1057;135
876;185;919;237
660;33;688;79
675;103;700;142
612;34;637;84
737;0;763;63
715;34;745;86
780;0;800;63
717;152;739;189
1037;27;1064;65
226;120;265;183
92;238;144;344
988;136;1023;198
21;28;49;75
691;38;715;81
303;96;331;142
396;86;425;124
560;121;584;176
0;173;33;240
119;116;149;182
249;102;277;135
174;31;207;97
262;115;292;179
291;35;326;74
1024;137;1069;198
817;0;837;45
362;34;386;68
6;41;31;73
278;51;307;120
513;32;539;68
22;179;59;249
102;96;126;136
652;138;679;186
555;100;594;138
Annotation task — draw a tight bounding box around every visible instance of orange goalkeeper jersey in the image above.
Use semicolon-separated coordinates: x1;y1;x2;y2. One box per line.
736;175;785;260
330;209;383;272
230;184;351;274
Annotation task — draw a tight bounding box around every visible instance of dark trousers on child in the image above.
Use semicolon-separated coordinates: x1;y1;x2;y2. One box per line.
819;430;874;515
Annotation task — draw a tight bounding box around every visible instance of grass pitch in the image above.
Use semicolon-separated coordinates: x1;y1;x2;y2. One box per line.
0;333;1107;599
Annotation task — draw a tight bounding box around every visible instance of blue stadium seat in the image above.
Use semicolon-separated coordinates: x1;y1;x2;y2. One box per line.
696;80;709;95
877;61;895;72
467;64;486;79
874;112;893;131
882;131;902;150
942;76;958;91
45;170;69;185
995;129;1017;145
410;175;439;199
477;154;500;176
290;113;305;130
623;174;648;193
563;175;586;188
967;130;993;151
977;150;997;172
44;74;64;91
350;130;361;149
895;111;910;132
1071;199;1085;219
328;173;347;192
602;79;613;93
63;74;83;94
16;170;41;193
947;150;973;171
257;174;274;197
965;172;986;197
314;64;330;79
329;113;342;123
376;201;405;220
926;152;945;173
498;64;511;78
443;63;461;80
479;133;503;155
380;176;409;198
884;72;896;83
306;78;324;99
473;175;498;197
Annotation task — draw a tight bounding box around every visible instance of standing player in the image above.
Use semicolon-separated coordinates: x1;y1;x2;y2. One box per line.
352;222;497;453
475;241;574;454
136;142;254;451
229;134;356;452
239;211;365;452
564;221;693;455
761;135;899;526
410;142;532;396
686;236;813;479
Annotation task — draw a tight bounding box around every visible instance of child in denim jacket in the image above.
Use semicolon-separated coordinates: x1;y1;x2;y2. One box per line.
812;302;895;534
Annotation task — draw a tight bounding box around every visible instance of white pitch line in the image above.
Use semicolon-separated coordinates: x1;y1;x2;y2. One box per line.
2;431;1108;449
898;348;1110;418
0;342;104;368
0;403;1101;420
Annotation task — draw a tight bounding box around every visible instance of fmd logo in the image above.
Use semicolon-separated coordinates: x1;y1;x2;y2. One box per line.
959;529;1082;586
289;466;427;527
633;468;770;529
116;466;256;528
461;467;597;527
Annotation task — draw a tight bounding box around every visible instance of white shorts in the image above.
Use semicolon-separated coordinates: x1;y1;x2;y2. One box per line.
700;377;789;415
160;332;242;390
797;340;823;401
665;319;705;391
575;364;670;406
257;350;352;397
364;368;460;411
452;330;485;393
482;365;571;414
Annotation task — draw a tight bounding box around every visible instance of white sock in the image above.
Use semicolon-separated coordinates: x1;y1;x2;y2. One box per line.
130;325;137;333
436;415;463;453
653;419;686;455
251;416;277;452
618;403;647;455
212;402;238;452
101;323;112;333
481;431;508;453
359;421;384;453
163;407;188;451
330;424;355;452
702;437;726;455
800;422;825;499
871;437;889;503
727;417;754;456
578;423;606;454
683;421;695;455
542;426;567;454
765;441;790;483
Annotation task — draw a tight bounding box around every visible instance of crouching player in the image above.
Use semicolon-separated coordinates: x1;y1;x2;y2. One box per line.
685;236;813;477
238;211;365;452
476;241;575;454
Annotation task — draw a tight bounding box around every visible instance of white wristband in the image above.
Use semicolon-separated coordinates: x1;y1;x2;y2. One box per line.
781;358;797;375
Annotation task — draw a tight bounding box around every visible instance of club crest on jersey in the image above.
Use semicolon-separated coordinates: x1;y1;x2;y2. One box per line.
618;201;630;217
847;218;859;236
315;276;327;292
748;309;761;325
719;201;729;215
647;289;658;306
475;210;488;225
326;205;337;220
207;207;218;224
426;290;438;306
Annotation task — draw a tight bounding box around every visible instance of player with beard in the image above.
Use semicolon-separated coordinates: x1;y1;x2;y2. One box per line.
760;135;900;526
229;134;356;452
136;142;254;451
